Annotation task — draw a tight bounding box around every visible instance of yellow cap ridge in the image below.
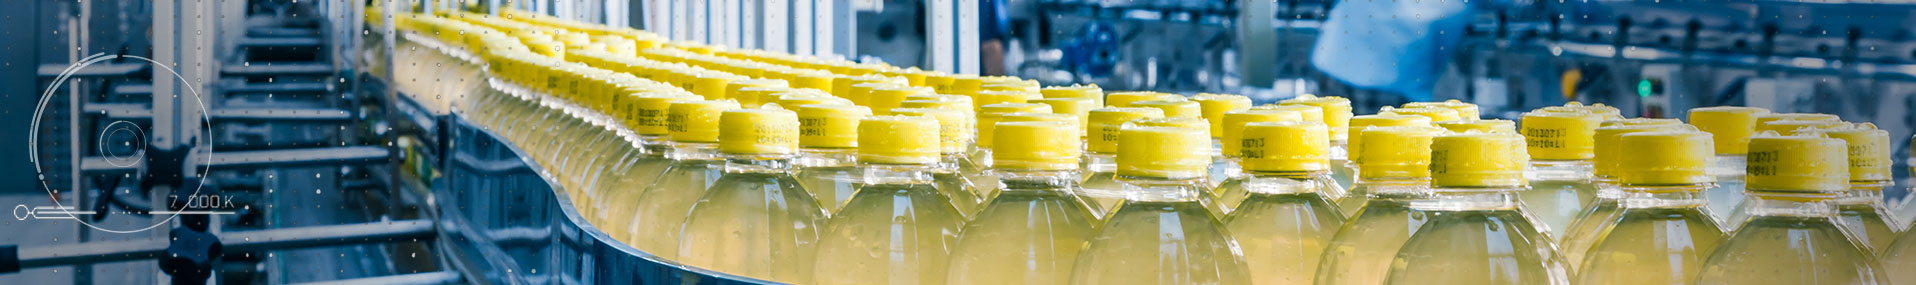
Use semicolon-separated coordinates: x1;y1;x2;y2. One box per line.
866;85;934;115
1239;121;1331;172
1280;95;1354;141
1117;123;1212;179
1029;97;1098;133
1000;112;1082;144
1221;109;1307;156
1600;118;1683;127
1430;132;1529;188
1746;133;1850;192
1753;113;1841;126
1382;107;1461;122
631;93;699;135
718;108;800;154
1106;91;1178;107
849;82;906;108
1437;119;1517;134
858;115;943;164
891;108;975;154
1687;106;1770;155
796;104;873;149
1041;84;1104;107
1131;99;1203;119
1798;124;1892;183
993;121;1082;170
1347;114;1435;161
1756;119;1847;136
1355;126;1441;179
1192;93;1253;135
1088;107;1167;154
975;90;1039;111
1521;111;1603;160
669;100;743;142
1594;124;1698;178
1616;131;1715;185
1404;100;1481;120
977;103;1054;148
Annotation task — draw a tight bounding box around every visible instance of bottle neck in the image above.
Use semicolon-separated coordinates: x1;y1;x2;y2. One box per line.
1528;160;1594;182
1836;181;1892;206
722;153;795;173
1116;175;1211;202
1329;140;1348;161
937;153;970;173
1708;155;1746;177
1356;177;1433;197
1593;178;1628;200
637;135;672;156
1743;190;1841;218
1617;183;1710;209
1083;153;1117;173
1239;171;1331;195
795;148;857;168
1413;186;1526;211
996;169;1081;193
668;142;722;161
862;163;938;185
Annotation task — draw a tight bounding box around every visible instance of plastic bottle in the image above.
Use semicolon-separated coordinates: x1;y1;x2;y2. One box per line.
975;103;1055;197
947;121;1100;285
1574;131;1725;284
1331;114;1434;215
1695;133;1888;284
1219;121;1347;285
813;115;968;285
1068;119;1250;285
1078;107;1166;212
1192;94;1253;187
622;100;737;257
1517;111;1603;237
1281;95;1356;208
1800;124;1906;253
592;93;694;232
1557;123;1697;270
677;108;829;283
793;104;873;211
1383;132;1571;285
1884;224;1916;283
1688;106;1769;226
892;108;986;219
1313;126;1439;285
1214;109;1309;210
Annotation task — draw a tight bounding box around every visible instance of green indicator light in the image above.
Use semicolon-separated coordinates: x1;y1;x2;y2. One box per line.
1637;79;1653;98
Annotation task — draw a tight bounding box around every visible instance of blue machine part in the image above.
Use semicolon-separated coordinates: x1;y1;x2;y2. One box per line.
1062;21;1121;77
1311;0;1476;101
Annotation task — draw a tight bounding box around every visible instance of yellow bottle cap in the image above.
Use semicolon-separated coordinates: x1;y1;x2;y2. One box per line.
975;90;1039;111
718;108;800;154
1280;95;1354;141
1600;118;1683;127
849;82;906;108
1756;119;1848;136
1593;124;1698;178
858;115;943;164
1000;112;1082;142
1130;99;1202;119
1221;109;1307;156
977;103;1054;148
891;108;975;154
1746;133;1850;192
1753;113;1841;126
1251;105;1325;124
866;85;934;115
1382;107;1461;122
833;75;903;104
1239;121;1331;172
993;121;1083;171
1041;84;1104;107
1798;124;1892;182
1437;119;1517;134
1106;91;1178;107
1192;93;1253;135
1687;106;1770;155
1355;126;1442;179
686;72;736;100
631;93;700;135
1029;97;1098;133
1404;100;1481;120
948;74;985;95
1346;114;1435;162
1616;131;1716;185
1429;132;1529;188
899;98;970;113
1117;121;1212;179
796;104;873;149
669;100;743;142
1520;111;1603;160
1128;117;1211;132
1088;107;1167;154
790;72;837;94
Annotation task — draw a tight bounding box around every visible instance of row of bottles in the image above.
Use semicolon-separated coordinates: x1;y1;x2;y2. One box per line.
395;9;1916;285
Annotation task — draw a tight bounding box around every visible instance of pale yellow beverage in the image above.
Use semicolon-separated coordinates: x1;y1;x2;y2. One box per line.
1559;123;1693;268
814;116;968;285
1696;133;1888;284
1575;131;1726;284
1330;114;1432;215
1315;125;1438;285
1069;120;1249;285
947;121;1101;285
1883;227;1916;283
621;100;737;258
1800;125;1907;253
677;108;830;283
1191;93;1253;187
893;107;987;218
1078;107;1166;213
1688;106;1768;225
591;94;693;232
793;104;873;211
1219;121;1346;285
1383;132;1570;285
1517;111;1603;237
